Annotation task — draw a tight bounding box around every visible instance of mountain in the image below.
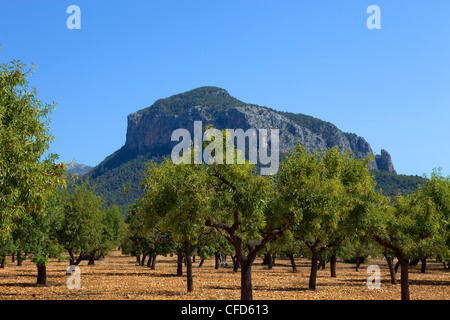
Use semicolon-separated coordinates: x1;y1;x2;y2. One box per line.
67;162;93;176
371;170;425;198
87;86;408;210
125;87;378;164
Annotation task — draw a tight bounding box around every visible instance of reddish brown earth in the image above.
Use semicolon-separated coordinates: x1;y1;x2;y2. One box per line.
0;250;449;300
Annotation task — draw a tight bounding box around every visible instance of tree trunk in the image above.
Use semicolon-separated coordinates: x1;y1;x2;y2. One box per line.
372;236;410;300
421;258;427;273
240;259;253;300
68;249;74;265
0;256;5;268
136;255;140;265
330;253;337;278
88;252;95;266
409;258;419;266
176;250;183;276
17;252;23;266
232;255;240;272
309;248;318;290
184;239;193;293
263;253;274;269
399;258;410;300
205;215;288;301
287;253;297;272
74;253;84;266
214;252;220;269
151;254;157;270
384;253;397;284
11;254;14;263
394;260;401;273
36;265;47;285
141;253;147;266
147;251;153;268
355;256;362;271
199;258;205;268
318;254;326;270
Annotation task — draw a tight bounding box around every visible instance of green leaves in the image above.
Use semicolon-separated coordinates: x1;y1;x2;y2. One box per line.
371;171;450;261
102;204;126;252
58;179;105;256
277;145;380;257
0;59;66;241
141;159;210;244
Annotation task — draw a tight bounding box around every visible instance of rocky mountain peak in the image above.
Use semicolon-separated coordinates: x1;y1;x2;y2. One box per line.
374;149;396;174
122;87;395;173
88;87;399;210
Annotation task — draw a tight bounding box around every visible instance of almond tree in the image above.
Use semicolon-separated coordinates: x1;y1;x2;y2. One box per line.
0;59;66;284
140;159;210;293
278;146;344;290
0;59;66;242
122;202;175;269
99;204;125;261
421;169;450;271
57;180;104;266
371;176;447;300
326;148;379;277
14;190;65;285
280;145;377;289
204;155;295;300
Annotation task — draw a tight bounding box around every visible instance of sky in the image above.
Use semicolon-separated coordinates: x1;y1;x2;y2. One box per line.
0;0;449;177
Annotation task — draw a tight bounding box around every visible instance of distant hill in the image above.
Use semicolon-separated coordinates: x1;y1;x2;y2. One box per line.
67;162;93;176
371;170;426;198
85;86;401;211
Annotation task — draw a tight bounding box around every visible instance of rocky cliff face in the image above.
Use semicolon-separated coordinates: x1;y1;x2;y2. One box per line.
374;149;396;174
123;87;394;172
88;86;398;210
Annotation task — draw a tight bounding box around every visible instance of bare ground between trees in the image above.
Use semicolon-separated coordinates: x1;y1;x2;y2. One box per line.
0;250;449;300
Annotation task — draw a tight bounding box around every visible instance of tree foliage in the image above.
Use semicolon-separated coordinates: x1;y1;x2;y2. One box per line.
0;59;66;240
57;179;104;264
370;171;449;300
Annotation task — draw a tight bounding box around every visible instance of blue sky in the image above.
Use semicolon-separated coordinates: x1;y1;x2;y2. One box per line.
1;0;449;177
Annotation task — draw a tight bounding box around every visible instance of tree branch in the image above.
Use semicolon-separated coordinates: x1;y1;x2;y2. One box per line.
211;167;237;191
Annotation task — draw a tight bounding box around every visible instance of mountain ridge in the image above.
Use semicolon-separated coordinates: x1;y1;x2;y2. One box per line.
86;86;405;210
67;162;94;176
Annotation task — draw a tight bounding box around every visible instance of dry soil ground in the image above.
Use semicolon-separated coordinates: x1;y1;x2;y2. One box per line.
0;250;449;300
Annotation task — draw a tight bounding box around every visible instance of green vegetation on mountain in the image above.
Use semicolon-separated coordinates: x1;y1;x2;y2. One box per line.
88;151;162;211
137;86;244;116
371;170;426;198
87;150;426;212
